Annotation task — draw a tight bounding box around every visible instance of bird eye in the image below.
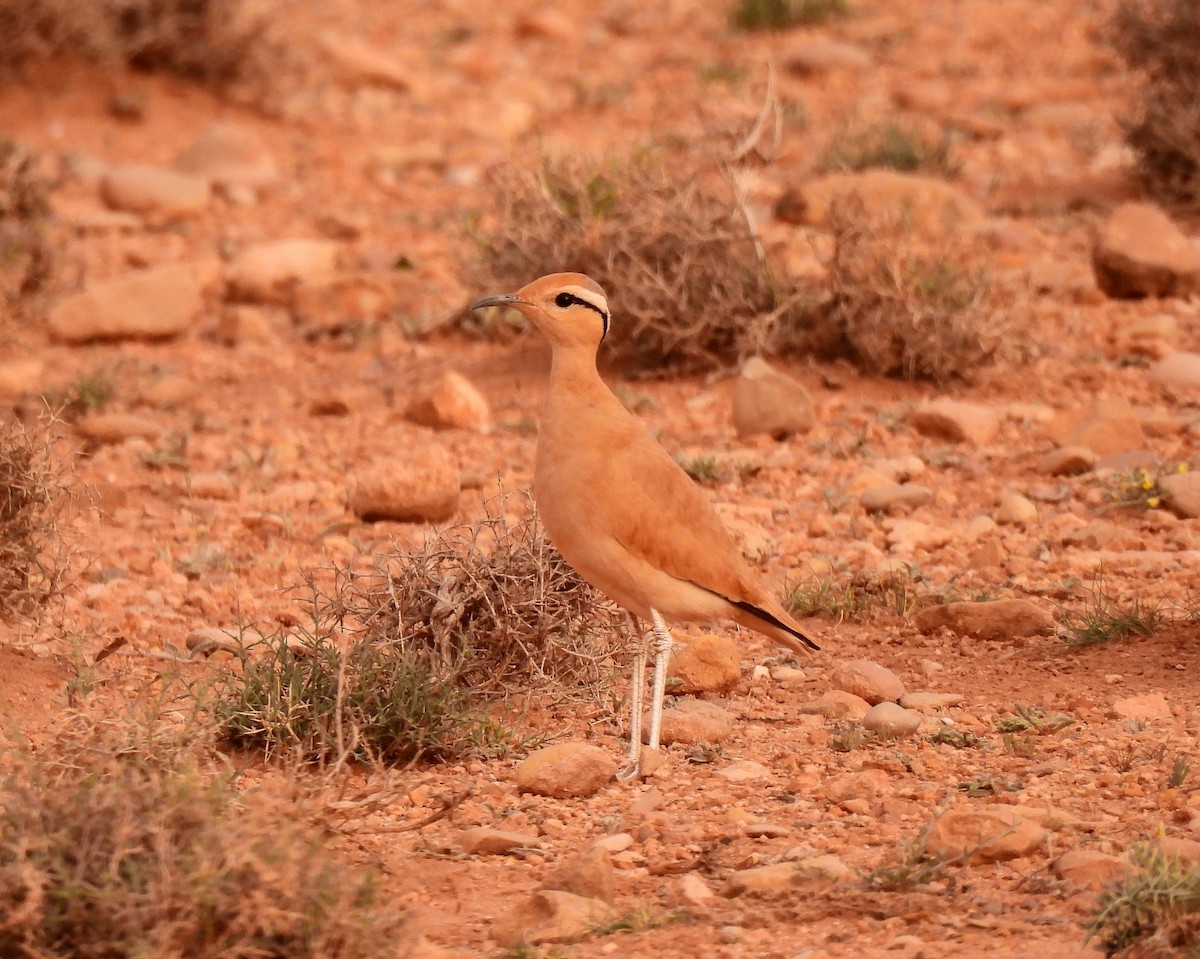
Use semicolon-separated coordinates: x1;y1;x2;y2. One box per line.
554;292;574;308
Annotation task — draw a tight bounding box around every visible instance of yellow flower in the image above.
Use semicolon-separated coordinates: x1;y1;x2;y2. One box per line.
1147;496;1161;508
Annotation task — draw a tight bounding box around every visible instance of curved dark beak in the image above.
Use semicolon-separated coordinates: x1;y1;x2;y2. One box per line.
469;293;522;312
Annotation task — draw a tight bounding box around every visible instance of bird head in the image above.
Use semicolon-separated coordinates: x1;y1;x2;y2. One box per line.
470;273;610;350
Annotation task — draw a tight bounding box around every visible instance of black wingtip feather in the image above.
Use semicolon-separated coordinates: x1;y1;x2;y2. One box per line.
731;599;821;651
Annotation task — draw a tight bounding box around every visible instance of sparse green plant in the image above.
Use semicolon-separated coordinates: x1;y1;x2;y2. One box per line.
829;722;874;752
786;568;922;623
590;905;686;937
926;727;979;749
0;418;67;621
994;704;1074;734
677;453;725;485
215;613;514;766
819;194;1010;382
1169;755;1191;789
822;122;957;176
686;742;724;764
1003;732;1038;758
957;775;1023;798
0;716;412;958
732;0;848;30
1062;579;1166;647
1108;0;1200;208
0;137;56;323
466;153;816;374
316;495;626;695
139;431;188;470
1102;463;1187;510
1089;845;1200;956
862;839;952;892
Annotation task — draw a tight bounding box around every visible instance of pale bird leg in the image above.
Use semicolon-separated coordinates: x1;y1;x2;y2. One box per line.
646;608;674;752
615;616;646;782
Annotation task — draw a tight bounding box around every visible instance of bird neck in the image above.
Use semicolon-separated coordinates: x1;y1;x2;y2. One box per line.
547;345;607;400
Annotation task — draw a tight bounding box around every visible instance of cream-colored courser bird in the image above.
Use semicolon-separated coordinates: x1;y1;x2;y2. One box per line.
471;272;819;778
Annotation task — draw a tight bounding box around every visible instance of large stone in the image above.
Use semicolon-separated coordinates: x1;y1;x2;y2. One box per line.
860;483;933;514
101;163;210;218
1047;397;1145;457
175;122;280;192
910;400;999;446
492;891;613;947
779;170;985;236
1149;352;1200;392
514;743;617;798
1160;471;1200;518
914;599;1054;641
1093;203;1200;298
347;445;460;522
48;263;206;342
0;358;45;396
658;699;734;745
75;413;162;444
457;827;537;856
1037;446;1098;477
318;32;416;90
862;701;921;738
541;847;616;902
226;239;342;303
1112;692;1171;723
799;689;871;720
667;633;740;694
922;807;1048;863
994;492;1038;525
719;857;851;897
825;768;890;812
731;357;815;440
1052;849;1132;890
830;659;905;705
405;371;490;433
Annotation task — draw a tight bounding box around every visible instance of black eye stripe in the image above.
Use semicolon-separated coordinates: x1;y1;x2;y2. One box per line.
553;291;610;331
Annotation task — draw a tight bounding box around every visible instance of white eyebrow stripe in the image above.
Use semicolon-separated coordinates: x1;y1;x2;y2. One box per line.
562;286;609;315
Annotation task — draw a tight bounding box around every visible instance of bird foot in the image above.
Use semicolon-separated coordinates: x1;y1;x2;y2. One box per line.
614;747;665;783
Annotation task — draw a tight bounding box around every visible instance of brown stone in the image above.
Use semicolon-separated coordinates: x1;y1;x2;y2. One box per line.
667;633;740;693
1093;203;1200;299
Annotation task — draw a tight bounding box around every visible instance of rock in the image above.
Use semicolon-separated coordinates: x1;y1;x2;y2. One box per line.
75;413;162;444
968;538;1007;570
544;849;619;902
492;891;613;948
1037;447;1098;476
591;833;633;854
1112;692;1171;722
913;599;1054;641
175;122;279;192
0;358;45;395
1160;471;1200;518
825;768;890;812
513;11;575;39
48;263;206;342
226;239;342;303
784;38;872;74
405;371;490;433
541;848;615;902
187;472;235;500
780;170;984;236
291;273;395;331
658;699;734;745
215;305;279;345
318;32;416;90
184;627;240;657
885;519;952;551
672;873;715;908
862;701;921;738
714;760;771;782
898;691;964;711
1093;203;1200;299
457;827;537;855
1149;352;1200;391
100;163;210;218
922;807;1048;863
1158;837;1200;866
830;659;905;705
347;445;460;522
1051;849;1132;890
1048;397;1146;457
731;357;815;440
720;856;852;897
910;400;999;446
799;689;871;720
667;633;740;694
860;483;933;514
514;743;617;798
995;492;1038;525
1127;314;1179;357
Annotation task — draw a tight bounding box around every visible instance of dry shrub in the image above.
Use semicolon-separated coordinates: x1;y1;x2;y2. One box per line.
322;498;626;695
822;193;1007;381
1109;0;1200;208
0;717;410;959
0;0;281;91
0;137;56;325
0;418;67;622
468;154;815;374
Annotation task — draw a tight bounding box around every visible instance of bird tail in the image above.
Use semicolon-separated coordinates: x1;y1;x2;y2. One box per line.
730;599;820;653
